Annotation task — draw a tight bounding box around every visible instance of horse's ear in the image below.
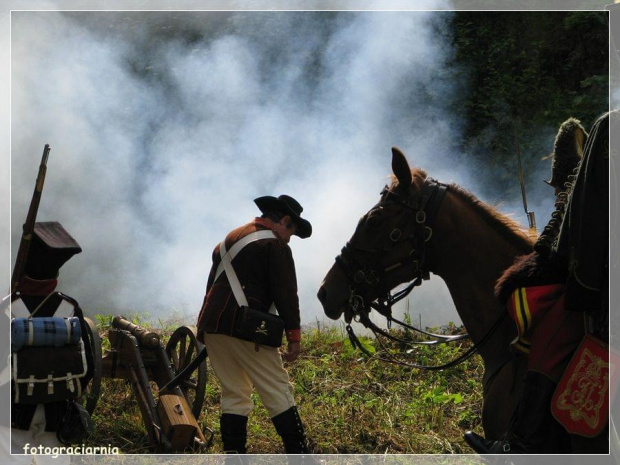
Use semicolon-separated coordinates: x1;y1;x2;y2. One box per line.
391;147;412;187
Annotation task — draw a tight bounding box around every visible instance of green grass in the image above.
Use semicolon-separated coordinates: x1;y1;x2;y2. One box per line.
85;314;485;454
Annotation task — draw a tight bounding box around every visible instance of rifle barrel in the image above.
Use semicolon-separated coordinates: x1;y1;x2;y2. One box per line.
11;144;51;293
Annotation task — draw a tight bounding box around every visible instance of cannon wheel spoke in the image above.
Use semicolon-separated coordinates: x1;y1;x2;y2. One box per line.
165;325;207;419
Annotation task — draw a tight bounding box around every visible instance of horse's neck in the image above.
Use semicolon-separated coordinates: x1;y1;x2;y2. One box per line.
429;192;531;363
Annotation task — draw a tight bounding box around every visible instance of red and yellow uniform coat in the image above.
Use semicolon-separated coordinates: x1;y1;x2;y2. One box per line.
506;284;565;355
506;283;585;382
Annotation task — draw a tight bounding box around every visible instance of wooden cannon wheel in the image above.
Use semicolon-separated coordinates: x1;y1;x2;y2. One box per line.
82;316;103;415
165;325;207;419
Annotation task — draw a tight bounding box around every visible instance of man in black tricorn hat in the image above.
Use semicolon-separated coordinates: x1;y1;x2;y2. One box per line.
196;194;312;454
4;221;93;464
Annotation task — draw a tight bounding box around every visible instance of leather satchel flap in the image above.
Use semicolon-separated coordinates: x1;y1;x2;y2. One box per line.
12;341;88;404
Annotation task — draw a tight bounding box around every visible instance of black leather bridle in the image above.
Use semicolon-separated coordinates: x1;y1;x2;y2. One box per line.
336;177;448;322
333;177;507;370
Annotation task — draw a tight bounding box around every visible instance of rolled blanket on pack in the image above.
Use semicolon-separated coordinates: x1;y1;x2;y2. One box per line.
11;317;82;352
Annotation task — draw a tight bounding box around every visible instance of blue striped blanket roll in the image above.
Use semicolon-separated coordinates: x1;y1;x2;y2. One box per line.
11;317;82;353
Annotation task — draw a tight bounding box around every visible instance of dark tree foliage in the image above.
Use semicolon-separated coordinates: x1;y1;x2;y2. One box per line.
449;11;608;197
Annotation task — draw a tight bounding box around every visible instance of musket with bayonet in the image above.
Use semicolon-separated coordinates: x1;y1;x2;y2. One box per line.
10;144;51;293
514;130;536;234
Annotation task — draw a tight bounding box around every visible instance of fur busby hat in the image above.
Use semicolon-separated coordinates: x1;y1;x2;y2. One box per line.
24;221;82;279
544;117;588;189
254;194;312;239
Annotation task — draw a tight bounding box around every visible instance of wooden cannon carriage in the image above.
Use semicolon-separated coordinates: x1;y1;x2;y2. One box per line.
82;315;213;452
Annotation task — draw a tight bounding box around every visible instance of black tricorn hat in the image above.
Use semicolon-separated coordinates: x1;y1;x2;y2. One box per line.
24;221;82;279
544;117;588;189
254;195;312;239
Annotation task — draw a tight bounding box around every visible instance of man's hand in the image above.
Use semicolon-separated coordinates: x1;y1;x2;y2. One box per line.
281;341;300;362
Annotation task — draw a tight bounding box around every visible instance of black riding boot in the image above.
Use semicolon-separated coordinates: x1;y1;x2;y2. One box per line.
464;372;557;454
220;413;248;454
271;406;310;454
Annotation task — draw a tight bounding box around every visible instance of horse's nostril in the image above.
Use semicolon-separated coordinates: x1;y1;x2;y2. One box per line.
317;286;327;305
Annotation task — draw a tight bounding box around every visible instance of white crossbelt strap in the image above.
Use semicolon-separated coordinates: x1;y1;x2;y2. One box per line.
215;230;277;282
9;297;30;319
216;230;277;308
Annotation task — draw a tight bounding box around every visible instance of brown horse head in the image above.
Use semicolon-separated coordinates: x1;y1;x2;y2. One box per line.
318;147;436;321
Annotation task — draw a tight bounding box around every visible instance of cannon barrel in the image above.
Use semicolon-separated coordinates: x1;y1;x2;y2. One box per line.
112;315;161;348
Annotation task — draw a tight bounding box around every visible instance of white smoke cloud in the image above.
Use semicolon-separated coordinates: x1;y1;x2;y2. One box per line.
10;10;536;330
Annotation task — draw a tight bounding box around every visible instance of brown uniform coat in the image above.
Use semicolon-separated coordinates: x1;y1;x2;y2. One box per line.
196;220;301;343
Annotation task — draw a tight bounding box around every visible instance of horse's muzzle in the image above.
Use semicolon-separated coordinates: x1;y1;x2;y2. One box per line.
317;284;343;320
317;263;349;320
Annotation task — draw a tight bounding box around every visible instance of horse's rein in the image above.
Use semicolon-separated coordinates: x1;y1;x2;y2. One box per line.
346;311;508;371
